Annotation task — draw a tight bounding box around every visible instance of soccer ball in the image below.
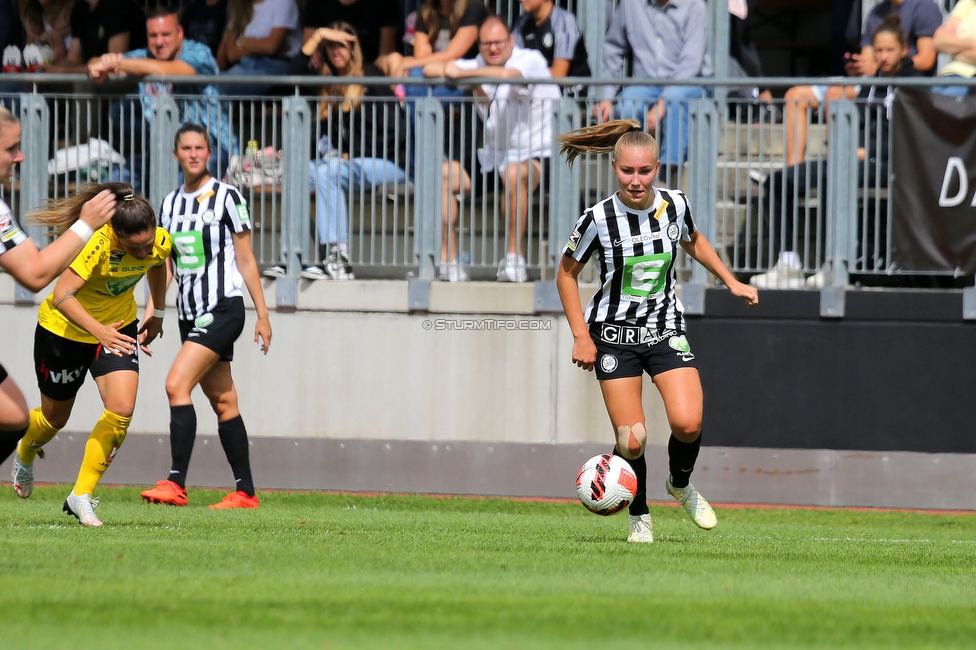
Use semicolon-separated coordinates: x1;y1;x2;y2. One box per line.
576;453;638;516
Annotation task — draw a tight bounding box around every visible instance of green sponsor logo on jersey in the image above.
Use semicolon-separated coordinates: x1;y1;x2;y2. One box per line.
621;252;671;297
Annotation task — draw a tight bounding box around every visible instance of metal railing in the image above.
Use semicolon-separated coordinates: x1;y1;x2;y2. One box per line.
2;74;974;312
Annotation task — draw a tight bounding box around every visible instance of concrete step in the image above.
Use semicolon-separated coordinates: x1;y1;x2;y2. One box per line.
720;122;827;159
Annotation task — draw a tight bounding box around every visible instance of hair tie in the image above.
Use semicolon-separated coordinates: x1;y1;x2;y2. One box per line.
627;125;642;133
123;194;135;201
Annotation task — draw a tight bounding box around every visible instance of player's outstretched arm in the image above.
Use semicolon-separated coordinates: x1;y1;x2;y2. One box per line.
1;191;116;291
232;230;272;355
680;231;758;307
556;255;596;372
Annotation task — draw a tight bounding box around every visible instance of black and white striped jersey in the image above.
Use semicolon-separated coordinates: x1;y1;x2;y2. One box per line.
159;179;251;321
563;188;696;331
0;199;28;256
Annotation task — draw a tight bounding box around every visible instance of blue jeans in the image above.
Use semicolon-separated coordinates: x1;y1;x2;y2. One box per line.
932;74;970;98
222;57;291;96
615;85;703;166
308;157;407;246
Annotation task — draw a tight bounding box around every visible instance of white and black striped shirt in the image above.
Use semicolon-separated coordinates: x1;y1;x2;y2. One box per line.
159;179;251;321
563;188;696;331
0;199;28;256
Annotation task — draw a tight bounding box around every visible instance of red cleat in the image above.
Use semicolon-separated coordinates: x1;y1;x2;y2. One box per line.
208;490;259;510
141;480;188;506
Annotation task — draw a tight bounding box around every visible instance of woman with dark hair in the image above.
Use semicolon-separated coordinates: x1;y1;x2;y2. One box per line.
556;120;758;543
282;22;408;280
11;182;171;527
0;107;116;476
140;123;271;510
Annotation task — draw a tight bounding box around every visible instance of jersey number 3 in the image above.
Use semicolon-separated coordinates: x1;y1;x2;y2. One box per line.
622;252;671;297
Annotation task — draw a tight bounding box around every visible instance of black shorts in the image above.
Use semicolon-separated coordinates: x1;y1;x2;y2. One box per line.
34;321;140;401
0;361;7;385
590;323;698;381
178;296;245;362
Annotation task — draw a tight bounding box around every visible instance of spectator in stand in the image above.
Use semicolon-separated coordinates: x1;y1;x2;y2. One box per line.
55;0;146;72
301;0;400;66
595;0;710;188
513;0;590;89
275;22;408;281
87;6;236;194
780;0;940;167
180;0;227;58
1;0;20;55
405;0;490;281
404;0;488;71
18;0;73;68
425;15;561;283
933;0;976;97
750;15;919;289
217;0;301;95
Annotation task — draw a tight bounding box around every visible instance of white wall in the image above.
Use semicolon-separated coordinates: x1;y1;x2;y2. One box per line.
0;275;672;447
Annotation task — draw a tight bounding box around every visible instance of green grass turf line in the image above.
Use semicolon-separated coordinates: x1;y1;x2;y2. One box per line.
0;486;974;649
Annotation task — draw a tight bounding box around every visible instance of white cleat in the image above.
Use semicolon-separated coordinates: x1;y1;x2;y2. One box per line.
666;479;717;530
11;457;34;498
627;514;653;543
63;492;103;527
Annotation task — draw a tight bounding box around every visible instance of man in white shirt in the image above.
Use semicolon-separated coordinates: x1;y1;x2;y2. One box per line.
425;16;561;283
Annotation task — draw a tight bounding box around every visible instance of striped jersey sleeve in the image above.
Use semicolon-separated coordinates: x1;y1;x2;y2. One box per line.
0;199;28;255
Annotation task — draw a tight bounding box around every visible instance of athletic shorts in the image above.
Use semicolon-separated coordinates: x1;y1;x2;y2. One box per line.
178;296;245;362
0;361;7;385
590;322;697;381
34;321;140;401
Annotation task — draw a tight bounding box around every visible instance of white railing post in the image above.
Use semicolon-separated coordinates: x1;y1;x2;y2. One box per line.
16;93;49;304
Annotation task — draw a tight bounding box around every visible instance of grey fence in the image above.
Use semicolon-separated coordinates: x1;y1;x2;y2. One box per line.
2;75;972;313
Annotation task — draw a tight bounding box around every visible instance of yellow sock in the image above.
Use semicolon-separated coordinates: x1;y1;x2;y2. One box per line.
17;408;60;465
72;410;130;496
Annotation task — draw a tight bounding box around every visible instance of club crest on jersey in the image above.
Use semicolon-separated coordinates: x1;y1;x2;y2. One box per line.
201;210;216;224
666;223;680;242
566;227;582;251
109;250;125;266
600;353;618;373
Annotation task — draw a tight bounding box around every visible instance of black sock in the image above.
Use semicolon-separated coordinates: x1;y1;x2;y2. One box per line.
0;428;26;465
668;433;702;489
168;404;197;488
218;415;254;497
612;447;648;516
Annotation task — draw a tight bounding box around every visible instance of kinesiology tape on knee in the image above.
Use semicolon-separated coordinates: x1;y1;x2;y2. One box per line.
615;422;647;460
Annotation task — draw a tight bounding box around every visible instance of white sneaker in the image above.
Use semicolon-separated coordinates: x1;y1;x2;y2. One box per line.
324;249;355;281
749;262;805;289
63;492;103;527
299;264;329;280
496;253;527;283
627;514;653;543
666;479;717;530
262;264;286;278
439;261;469;282
806;269;827;288
11;456;33;499
748;168;768;185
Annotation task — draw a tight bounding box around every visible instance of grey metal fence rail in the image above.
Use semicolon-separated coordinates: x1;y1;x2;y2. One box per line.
2;74;974;313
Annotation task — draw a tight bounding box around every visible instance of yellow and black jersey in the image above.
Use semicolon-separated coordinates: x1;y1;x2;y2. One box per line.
37;223;172;343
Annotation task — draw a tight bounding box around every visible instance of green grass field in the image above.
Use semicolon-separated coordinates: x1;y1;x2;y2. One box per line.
1;486;974;649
